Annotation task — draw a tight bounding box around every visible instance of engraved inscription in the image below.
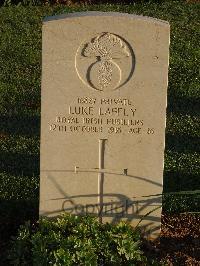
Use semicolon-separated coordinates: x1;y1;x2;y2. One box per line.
48;96;155;136
75;33;135;91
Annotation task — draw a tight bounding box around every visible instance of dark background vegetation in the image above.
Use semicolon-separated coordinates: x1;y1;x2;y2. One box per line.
0;0;199;264
1;0;196;7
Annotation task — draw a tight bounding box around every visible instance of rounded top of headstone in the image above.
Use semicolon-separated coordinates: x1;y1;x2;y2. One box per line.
43;11;169;27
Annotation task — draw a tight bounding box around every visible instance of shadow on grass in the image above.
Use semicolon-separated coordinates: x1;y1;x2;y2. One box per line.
0;151;39;177
166;133;200;153
163;170;200;214
167;94;200;116
0;114;40;137
163;171;200;193
0;199;39;265
0;199;39;240
0;113;40;264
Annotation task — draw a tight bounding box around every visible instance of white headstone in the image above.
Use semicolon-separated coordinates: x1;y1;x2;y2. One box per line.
40;12;170;238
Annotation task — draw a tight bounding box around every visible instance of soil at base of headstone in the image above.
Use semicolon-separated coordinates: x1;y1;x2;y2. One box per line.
142;213;200;265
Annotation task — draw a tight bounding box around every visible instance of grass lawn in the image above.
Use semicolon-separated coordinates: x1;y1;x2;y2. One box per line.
0;1;199;264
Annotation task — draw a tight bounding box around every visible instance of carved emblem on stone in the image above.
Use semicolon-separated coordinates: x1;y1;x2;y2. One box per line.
75;32;135;91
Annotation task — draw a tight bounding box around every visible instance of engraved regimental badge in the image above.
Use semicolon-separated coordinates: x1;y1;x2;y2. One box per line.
75;32;134;91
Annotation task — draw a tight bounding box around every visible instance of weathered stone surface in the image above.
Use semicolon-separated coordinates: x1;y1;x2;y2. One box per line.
40;12;170;238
